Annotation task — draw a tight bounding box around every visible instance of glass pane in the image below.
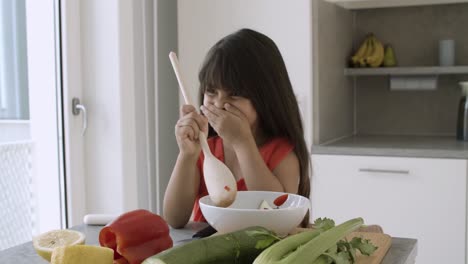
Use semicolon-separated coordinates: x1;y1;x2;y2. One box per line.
0;0;29;120
0;0;63;250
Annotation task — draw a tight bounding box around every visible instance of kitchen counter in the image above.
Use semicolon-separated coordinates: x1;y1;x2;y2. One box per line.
313;135;468;159
0;222;417;263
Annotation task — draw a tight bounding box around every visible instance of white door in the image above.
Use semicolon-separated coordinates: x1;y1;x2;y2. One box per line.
60;0;176;227
0;0;64;250
59;0;86;228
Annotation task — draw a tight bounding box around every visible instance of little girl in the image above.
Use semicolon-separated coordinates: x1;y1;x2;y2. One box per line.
164;28;310;228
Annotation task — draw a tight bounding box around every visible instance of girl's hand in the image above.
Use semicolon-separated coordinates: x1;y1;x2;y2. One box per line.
175;105;208;156
201;103;253;146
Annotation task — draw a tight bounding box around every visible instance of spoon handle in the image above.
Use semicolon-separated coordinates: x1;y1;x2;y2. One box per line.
169;52;212;157
169;52;196;107
198;131;213;158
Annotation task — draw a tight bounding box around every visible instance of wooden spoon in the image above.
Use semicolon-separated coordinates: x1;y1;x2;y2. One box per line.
169;52;237;207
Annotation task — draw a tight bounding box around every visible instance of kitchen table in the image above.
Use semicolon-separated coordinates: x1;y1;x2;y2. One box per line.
0;222;417;263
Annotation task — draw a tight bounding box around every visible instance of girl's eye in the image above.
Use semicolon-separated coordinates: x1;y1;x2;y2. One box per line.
205;91;215;97
228;91;241;99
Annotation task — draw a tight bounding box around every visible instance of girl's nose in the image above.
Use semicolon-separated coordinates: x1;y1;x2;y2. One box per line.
213;99;225;109
212;93;228;109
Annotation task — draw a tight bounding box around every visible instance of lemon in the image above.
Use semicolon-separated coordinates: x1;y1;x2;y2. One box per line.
32;229;85;262
51;245;114;264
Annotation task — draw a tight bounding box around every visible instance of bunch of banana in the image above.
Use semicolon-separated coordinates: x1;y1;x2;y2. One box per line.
350;34;385;68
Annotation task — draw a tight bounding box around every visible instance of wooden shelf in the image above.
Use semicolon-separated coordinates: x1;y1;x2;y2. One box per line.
326;0;468;10
344;66;468;76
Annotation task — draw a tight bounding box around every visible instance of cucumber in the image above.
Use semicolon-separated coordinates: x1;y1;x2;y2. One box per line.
142;226;280;264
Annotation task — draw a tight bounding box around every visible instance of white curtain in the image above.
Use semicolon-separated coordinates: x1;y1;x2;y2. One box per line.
0;0;29;120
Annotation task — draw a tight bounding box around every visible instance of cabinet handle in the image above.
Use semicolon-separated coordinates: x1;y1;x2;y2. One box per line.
359;168;409;175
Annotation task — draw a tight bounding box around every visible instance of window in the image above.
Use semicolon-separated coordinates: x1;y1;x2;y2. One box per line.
0;0;63;250
0;0;29;120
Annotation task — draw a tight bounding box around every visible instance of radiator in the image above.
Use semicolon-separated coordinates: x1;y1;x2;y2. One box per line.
0;141;35;250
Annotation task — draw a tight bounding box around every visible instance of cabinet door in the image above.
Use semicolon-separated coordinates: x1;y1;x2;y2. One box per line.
311;154;467;264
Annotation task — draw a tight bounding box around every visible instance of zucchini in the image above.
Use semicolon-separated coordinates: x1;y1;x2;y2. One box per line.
143;226;280;264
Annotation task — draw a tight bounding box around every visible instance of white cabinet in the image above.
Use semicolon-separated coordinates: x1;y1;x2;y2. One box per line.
311;154;468;264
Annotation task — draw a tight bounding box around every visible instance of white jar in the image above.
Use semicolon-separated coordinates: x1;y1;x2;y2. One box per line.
439;39;455;66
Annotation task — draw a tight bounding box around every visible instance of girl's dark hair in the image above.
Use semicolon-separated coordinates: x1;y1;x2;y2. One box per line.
198;28;311;226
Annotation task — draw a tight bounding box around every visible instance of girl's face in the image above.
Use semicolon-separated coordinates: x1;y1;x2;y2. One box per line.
203;88;259;133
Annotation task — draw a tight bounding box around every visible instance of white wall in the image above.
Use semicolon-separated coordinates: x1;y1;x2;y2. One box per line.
178;0;313;148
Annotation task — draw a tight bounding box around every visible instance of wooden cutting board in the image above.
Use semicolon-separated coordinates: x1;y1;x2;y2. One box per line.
292;227;392;264
344;232;392;264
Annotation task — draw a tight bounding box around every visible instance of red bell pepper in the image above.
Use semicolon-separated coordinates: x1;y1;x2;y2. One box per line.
99;209;173;264
273;194;288;207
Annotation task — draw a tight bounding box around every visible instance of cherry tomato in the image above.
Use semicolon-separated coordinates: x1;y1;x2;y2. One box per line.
273;194;288;207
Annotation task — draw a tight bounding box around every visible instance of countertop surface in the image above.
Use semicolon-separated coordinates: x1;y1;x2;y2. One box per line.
0;222;417;263
313;135;468;159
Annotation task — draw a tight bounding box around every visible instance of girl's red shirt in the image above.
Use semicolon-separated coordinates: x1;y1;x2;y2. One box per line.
192;136;294;222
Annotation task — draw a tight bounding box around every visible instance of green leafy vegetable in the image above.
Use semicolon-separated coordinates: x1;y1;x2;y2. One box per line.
313;217;336;231
350;237;378;256
315;224;378;264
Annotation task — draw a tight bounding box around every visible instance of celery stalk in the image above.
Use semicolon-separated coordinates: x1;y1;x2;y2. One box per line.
252;229;323;262
254;218;363;264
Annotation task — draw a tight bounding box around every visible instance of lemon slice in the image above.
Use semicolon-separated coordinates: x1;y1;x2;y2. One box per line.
51;245;113;264
33;229;85;262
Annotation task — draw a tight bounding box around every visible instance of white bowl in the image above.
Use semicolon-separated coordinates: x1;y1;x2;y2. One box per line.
199;191;310;236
